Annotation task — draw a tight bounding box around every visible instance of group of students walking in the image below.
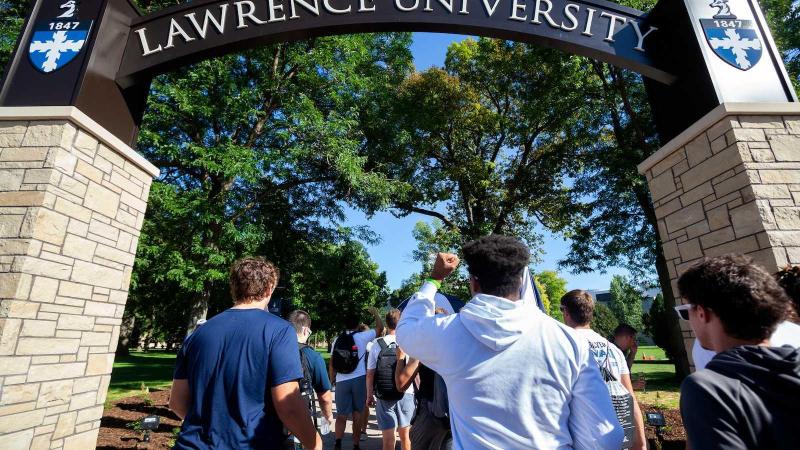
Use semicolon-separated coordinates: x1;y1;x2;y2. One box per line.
167;234;800;450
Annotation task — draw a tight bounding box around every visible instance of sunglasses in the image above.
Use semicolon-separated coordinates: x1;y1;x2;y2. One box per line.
674;304;692;321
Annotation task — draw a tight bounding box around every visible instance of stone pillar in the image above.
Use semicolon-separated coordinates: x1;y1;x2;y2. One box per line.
639;103;800;369
0;107;158;450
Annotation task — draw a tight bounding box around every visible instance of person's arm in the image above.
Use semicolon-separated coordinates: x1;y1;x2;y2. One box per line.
369;307;384;338
568;349;624;450
268;324;320;449
317;390;334;424
169;340;191;419
328;358;336;386
395;347;420;391
395;253;459;369
169;379;190;419
626;341;638;370
273;381;322;450
365;369;377;407
308;350;334;423
620;374;646;450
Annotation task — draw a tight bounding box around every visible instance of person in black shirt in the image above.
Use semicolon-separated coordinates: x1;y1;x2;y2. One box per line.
678;254;800;450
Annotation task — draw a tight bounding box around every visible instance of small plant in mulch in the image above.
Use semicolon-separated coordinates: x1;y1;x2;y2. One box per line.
98;390;182;449
139;383;154;407
167;427;181;448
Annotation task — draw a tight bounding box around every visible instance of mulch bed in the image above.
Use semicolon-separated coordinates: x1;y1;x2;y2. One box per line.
641;403;687;449
98;392;687;449
97;390;181;449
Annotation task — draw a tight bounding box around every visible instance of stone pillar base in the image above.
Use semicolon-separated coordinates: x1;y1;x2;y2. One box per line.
639;102;800;369
0;107;158;450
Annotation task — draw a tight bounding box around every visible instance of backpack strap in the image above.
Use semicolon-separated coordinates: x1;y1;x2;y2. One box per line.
377;337;389;352
600;342;618;382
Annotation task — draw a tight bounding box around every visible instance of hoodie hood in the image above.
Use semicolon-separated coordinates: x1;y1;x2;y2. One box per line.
708;345;800;409
459;294;541;351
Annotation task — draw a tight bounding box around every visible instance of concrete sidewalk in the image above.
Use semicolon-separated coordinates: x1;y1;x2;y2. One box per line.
321;405;385;450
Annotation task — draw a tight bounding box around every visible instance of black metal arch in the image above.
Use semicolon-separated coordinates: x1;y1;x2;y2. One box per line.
116;0;674;88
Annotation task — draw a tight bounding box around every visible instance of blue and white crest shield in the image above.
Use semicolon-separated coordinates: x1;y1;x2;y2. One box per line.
28;20;93;73
700;18;762;71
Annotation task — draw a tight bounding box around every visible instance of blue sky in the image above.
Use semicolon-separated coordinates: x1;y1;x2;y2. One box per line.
343;33;628;291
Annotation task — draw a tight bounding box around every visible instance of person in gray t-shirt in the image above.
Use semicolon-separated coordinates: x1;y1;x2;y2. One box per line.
677;254;800;450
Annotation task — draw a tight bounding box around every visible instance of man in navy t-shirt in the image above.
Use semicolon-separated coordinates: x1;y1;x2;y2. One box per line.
169;257;321;450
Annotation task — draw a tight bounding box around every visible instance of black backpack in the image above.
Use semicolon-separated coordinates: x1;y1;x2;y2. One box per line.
298;344;319;430
374;338;404;401
331;331;361;374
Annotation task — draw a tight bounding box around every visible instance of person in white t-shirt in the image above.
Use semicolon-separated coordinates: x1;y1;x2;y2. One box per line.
692;264;800;370
329;308;383;450
366;309;415;450
561;290;646;450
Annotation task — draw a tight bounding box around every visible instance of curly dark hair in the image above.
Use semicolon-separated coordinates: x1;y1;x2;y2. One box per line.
229;257;280;304
775;265;800;321
560;290;594;326
462;234;530;298
677;254;789;341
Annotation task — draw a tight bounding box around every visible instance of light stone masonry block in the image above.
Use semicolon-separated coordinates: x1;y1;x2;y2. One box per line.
0;318;23;355
738;115;784;128
82;182;119;219
85;353;113;376
1;428;34;450
17;338;79;356
7;301;39;320
30;356;59;364
86;220;118;241
74;161;103;185
0;356;31;375
20;320;56;338
57;282;92;301
0;409;46;433
70;260;122;290
0;170;25;191
62;427;99;450
27;363;84;383
53;198;92;223
2;383;40;404
769;135;800;162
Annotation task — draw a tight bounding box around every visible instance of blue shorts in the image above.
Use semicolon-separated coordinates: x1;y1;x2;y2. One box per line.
376;393;416;430
335;376;366;416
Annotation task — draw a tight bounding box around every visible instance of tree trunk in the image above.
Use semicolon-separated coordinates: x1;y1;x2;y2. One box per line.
186;283;211;336
116;313;136;357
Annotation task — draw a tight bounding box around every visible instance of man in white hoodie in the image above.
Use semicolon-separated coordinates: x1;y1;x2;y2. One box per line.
396;235;623;450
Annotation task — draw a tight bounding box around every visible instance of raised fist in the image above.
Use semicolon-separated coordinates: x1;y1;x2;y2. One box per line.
431;252;459;281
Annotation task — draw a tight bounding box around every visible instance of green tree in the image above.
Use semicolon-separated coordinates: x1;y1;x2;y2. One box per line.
287;240;388;337
130;31;413;333
536;270;568;321
643;293;672;356
381;39;594;256
609;275;644;331
591;303;619;340
533;277;551;315
0;0;26;70
761;0;800;96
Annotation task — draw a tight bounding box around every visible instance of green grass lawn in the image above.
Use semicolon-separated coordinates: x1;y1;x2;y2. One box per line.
631;346;681;409
108;351;177;403
636;345;668;360
107;346;683;410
